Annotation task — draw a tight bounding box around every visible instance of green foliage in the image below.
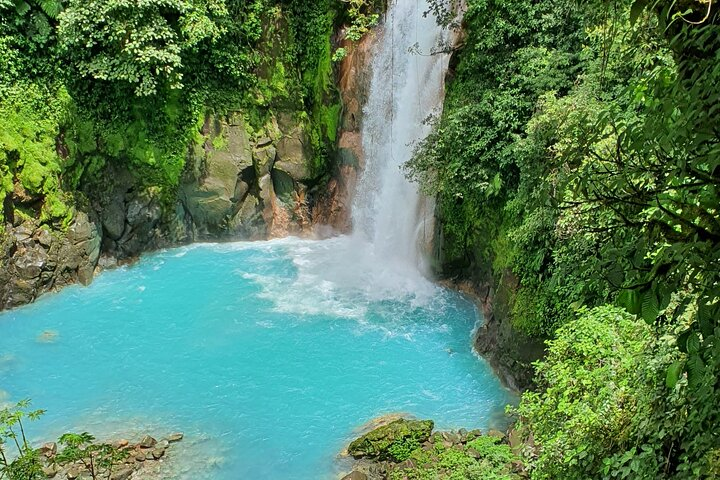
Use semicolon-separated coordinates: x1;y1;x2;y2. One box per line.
514;306;654;479
342;0;380;42
515;303;719;480
406;0;599;336
388;435;519;480
0;401;129;480
1;0;344;226
58;0;228;96
55;432;128;480
0;400;45;480
0;80;77;226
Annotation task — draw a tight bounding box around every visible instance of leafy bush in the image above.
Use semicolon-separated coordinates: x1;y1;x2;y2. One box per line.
0;400;45;480
514;306;652;478
388;434;520;480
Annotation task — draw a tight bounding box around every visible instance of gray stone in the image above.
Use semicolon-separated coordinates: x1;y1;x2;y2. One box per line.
42;463;60;477
126;194;161;229
14;246;47;279
166;433;183;443
467;448;482;459
66;466;82;479
233;179;250;202
152;447;165;459
77;264;95;286
341;472;368;480
102;197;126;240
35;228;52;247
253;145;277;177
68;212;94;244
487;429;505;440
110;468;133;480
348;419;434;460
113;439;129;449
256;137;273;148
182;116;255;234
274;115;311;181
40;442;57;457
139;435;157;448
466;429;482;441
444;431;462;444
271;169;295;202
13;224;33;243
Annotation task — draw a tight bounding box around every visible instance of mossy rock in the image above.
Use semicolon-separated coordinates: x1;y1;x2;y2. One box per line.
348;419;434;462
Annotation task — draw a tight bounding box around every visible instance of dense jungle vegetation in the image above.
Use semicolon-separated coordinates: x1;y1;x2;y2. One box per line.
408;0;720;478
0;0;375;227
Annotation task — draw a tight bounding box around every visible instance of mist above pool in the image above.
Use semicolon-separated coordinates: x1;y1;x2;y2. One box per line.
0;238;514;479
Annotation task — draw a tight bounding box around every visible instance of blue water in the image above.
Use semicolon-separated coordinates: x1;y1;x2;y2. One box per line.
0;238;514;479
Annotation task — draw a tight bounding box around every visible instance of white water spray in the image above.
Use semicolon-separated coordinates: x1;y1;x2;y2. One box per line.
252;1;455;311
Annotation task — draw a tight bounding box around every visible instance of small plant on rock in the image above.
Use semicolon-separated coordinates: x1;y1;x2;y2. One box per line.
0;399;45;480
55;433;128;480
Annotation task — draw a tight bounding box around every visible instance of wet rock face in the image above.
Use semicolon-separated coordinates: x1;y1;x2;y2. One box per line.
312;32;376;235
0;213;101;310
181;112;315;240
90;165;192;264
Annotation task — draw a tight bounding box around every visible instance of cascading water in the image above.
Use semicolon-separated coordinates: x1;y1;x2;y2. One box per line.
279;0;455;306
351;0;452;276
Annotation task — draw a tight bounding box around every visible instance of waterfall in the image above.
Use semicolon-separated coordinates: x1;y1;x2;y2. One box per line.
349;0;452;280
275;0;455;309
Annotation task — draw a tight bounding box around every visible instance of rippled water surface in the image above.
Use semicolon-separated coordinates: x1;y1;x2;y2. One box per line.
0;238;514;479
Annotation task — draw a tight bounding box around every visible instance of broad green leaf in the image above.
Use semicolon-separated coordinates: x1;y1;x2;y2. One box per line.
686;332;700;355
618;289;642;315
665;361;684;388
641;289;659;324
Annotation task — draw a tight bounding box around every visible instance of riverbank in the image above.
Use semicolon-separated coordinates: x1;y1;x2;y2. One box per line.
338;417;526;480
439;275;544;393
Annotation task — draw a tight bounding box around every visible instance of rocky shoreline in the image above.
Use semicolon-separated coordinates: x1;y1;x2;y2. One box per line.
437;275;545;393
338;417;526;480
34;432;183;480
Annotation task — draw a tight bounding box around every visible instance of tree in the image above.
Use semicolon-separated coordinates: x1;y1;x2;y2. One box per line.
57;0;226;96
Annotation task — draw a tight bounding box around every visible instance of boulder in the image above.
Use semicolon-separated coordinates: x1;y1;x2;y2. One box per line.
14;246;47;279
39;441;57;456
348;419;434;461
341;472;368;480
110;468;133;480
35;228;52;247
182;114;253;234
253;145;277;178
66;465;82;479
102;196;126;240
12;224;33;243
274;114;311;182
166;433;183;443
139;435;157;448
42;463;60;478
